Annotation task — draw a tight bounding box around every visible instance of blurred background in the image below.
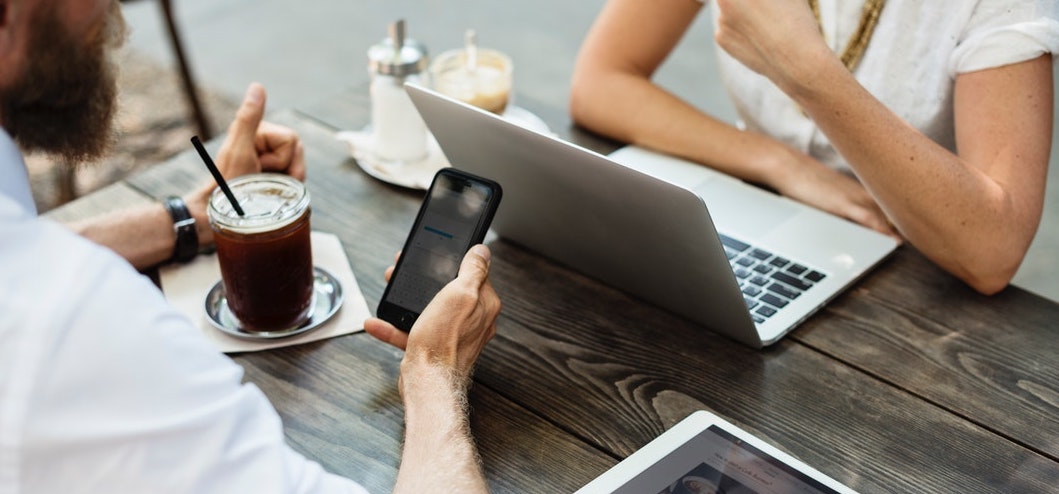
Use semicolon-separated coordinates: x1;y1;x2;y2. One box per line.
31;0;1058;302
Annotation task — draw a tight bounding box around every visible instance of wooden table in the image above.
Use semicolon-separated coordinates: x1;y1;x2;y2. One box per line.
46;88;1059;493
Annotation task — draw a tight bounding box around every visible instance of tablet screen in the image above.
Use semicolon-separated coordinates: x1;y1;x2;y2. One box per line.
612;425;843;494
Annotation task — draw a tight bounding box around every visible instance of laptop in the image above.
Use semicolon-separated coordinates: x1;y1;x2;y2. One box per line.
405;84;897;348
576;410;860;494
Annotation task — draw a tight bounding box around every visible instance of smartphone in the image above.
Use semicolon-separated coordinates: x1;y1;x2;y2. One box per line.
377;168;503;331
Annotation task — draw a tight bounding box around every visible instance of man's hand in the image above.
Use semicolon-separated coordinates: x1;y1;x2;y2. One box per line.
366;245;498;494
184;83;306;245
214;82;306;181
365;245;500;385
65;82;309;268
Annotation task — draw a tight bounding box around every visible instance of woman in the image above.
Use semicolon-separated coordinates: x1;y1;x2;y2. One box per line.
570;0;1058;295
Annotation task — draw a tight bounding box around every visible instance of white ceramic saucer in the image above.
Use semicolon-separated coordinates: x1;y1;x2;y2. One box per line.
337;105;551;191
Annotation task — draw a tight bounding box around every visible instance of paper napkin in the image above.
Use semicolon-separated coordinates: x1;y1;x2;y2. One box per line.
160;231;369;353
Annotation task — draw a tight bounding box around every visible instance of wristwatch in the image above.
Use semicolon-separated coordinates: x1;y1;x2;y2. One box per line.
162;196;199;263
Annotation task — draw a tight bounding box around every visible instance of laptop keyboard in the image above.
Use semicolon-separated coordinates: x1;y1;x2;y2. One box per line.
718;234;828;325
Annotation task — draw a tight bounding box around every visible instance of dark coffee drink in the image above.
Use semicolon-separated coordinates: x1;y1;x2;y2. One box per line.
208;174;314;331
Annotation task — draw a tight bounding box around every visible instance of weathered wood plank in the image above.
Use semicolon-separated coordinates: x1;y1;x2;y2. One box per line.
42;181;153;223
120;108;1059;492
793;247;1059;460
233;333;615;494
478;240;1059;493
124;111;616;493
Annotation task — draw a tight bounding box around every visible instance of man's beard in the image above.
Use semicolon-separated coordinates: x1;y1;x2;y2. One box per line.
0;2;126;164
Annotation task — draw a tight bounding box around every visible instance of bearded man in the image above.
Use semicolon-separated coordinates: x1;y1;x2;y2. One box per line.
0;2;500;492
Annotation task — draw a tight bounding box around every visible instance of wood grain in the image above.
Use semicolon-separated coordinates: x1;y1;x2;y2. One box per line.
793;247;1059;461
476;240;1059;493
123;111;616;493
231;334;614;494
42;181;153;223
300;87;1059;470
294;111;1059;492
97;102;1059;493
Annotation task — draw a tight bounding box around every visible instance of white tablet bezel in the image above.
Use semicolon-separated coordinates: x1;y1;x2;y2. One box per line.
576;410;859;494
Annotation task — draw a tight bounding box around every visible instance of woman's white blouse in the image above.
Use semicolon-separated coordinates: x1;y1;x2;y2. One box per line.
704;0;1059;171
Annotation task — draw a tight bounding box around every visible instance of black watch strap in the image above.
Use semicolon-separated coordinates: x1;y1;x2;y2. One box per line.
162;196;199;263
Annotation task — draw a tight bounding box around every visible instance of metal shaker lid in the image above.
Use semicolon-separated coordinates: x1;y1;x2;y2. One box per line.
368;19;428;77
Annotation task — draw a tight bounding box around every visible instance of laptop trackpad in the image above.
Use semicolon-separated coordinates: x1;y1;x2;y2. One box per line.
692;179;798;237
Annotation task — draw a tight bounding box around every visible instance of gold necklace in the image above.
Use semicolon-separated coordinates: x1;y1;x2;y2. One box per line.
807;0;886;72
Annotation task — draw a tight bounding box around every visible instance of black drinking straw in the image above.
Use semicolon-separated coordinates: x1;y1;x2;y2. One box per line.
191;136;245;217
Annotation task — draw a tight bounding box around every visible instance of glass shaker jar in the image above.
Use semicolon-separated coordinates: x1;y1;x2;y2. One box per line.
368;19;429;163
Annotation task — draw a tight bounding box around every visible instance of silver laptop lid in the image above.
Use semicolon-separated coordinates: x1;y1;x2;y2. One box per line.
406;83;763;347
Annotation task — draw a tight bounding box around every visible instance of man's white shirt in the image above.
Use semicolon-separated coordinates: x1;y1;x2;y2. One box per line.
0;130;368;494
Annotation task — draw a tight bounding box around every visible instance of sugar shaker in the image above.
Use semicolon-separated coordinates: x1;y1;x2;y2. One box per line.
367;19;429;163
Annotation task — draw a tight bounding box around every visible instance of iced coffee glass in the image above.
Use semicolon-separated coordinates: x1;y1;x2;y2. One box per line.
430;48;513;115
207;173;314;332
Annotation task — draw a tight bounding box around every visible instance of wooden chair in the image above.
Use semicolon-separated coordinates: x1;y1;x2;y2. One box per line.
155;0;213;141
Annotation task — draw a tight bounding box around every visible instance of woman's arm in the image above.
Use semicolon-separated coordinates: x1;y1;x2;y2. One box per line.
570;0;894;235
799;56;1050;294
713;0;1053;294
571;0;776;181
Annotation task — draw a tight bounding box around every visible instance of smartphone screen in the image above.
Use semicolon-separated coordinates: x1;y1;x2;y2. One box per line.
377;168;502;330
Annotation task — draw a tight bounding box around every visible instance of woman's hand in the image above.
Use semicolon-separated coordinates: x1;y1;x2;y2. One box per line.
713;0;835;92
772;150;900;240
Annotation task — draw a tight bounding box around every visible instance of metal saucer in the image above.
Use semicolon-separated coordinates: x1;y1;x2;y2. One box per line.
204;266;344;340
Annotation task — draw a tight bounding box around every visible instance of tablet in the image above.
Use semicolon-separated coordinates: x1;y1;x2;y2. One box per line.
576;411;859;494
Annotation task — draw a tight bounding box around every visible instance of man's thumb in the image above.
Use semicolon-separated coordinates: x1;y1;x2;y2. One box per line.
228;82;266;141
457;245;492;286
